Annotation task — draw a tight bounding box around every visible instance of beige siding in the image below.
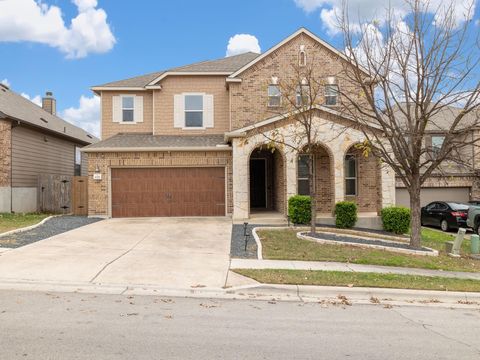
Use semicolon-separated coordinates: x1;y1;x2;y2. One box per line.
11;126;77;187
101;90;154;139
154;76;230;135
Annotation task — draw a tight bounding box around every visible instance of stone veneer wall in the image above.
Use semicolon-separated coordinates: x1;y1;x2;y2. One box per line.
87;150;233;217
0;119;11;187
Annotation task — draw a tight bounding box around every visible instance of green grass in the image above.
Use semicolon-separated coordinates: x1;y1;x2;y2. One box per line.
257;227;480;273
0;213;50;234
234;269;480;292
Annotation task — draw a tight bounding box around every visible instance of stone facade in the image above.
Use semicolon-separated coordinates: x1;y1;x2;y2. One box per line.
0;119;11;187
231;112;395;220
87;150;232;217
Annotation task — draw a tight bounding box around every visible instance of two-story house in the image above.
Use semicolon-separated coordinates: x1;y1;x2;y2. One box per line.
83;28;396;226
395;106;480;207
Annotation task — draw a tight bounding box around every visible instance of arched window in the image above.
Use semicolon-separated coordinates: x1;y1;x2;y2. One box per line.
299;51;306;66
345;153;357;196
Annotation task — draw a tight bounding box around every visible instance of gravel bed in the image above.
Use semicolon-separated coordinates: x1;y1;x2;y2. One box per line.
305;231;434;252
0;216;103;249
231;224;287;258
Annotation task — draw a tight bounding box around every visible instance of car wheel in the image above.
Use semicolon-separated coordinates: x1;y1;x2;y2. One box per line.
441;219;449;232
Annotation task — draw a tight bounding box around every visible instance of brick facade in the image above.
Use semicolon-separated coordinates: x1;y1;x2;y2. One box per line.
0;119;11;187
229;33;364;130
88;150;232;216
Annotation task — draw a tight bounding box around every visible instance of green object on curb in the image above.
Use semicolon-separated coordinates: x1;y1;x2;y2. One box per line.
471;235;480;255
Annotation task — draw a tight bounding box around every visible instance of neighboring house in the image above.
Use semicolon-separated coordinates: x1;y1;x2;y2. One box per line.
395;106;480;207
0;85;97;213
83;28;396;225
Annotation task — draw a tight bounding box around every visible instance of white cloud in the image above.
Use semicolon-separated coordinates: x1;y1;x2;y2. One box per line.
294;0;476;35
1;79;10;87
475;19;480;26
21;93;42;107
0;0;116;58
61;95;100;137
226;34;261;57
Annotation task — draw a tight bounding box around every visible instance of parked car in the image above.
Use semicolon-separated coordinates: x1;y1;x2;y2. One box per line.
421;202;469;232
467;204;480;235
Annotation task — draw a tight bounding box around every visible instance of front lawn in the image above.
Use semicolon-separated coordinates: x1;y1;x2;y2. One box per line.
257;227;480;273
234;269;480;292
0;213;50;234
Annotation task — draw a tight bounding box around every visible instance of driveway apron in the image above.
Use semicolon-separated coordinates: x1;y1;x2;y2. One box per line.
0;217;232;289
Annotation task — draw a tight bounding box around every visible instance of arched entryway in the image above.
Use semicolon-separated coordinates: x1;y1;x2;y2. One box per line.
344;144;382;213
249;146;286;215
297;144;335;215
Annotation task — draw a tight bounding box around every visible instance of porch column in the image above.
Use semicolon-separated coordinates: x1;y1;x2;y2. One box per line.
232;138;250;220
285;149;297;202
333;153;344;204
381;164;396;208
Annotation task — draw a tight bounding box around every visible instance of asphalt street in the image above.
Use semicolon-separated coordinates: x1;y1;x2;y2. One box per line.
0;290;479;359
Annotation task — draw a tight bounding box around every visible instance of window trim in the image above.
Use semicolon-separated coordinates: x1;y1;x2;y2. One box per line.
267;84;281;108
297;153;314;196
120;95;135;123
183;92;205;130
324;83;339;106
344;153;357;196
299;50;307;67
431;135;445;158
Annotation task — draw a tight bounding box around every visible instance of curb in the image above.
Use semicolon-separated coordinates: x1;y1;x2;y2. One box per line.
0;278;478;309
0;215;60;238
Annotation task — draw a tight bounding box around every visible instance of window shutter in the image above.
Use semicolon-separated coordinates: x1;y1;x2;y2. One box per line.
134;96;143;123
112;96;121;123
174;94;184;128
204;94;214;128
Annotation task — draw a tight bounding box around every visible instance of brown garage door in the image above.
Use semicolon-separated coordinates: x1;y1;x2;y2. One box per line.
111;167;225;217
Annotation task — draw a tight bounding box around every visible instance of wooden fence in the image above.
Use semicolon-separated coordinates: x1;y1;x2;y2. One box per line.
37;174;88;215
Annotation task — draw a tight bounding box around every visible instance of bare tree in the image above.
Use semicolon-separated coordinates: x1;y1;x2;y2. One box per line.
251;60;342;234
337;0;480;248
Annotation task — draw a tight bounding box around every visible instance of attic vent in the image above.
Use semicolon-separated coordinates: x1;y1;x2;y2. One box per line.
64;126;66;133
87;134;93;139
40;117;48;123
0;83;9;91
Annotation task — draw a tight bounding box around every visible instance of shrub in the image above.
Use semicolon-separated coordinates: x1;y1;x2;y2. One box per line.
335;201;358;228
288;195;311;225
381;206;411;234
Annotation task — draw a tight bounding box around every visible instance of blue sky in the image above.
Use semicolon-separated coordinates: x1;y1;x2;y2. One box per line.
0;0;478;137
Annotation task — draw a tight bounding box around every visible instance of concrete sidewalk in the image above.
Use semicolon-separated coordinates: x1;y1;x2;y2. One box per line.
230;258;480;280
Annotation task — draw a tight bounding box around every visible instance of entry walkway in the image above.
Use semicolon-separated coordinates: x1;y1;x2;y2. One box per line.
230;258;480;280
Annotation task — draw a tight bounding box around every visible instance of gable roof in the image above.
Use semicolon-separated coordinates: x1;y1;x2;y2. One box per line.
228;27;370;79
0;85;97;145
92;52;260;91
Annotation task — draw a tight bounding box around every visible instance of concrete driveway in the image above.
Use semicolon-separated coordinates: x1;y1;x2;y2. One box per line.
0;218;232;289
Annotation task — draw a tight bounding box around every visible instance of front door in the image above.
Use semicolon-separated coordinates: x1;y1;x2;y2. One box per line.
250;159;267;208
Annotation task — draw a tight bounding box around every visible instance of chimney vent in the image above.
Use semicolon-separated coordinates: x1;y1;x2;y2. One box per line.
42;91;56;115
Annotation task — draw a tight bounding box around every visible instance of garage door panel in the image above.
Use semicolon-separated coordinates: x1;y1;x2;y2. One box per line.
111;167;225;218
396;187;470;207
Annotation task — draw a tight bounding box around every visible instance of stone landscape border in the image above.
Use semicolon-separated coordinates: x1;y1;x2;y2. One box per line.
297;231;438;256
0;215;59;237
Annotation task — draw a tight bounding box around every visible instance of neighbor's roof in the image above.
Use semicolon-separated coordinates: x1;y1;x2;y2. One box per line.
82;133;230;152
93;52;260;89
392;104;480;131
0;85;97;145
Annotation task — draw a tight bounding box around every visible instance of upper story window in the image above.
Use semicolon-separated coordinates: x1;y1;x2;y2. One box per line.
184;95;204;128
325;84;339;106
345;153;357;196
174;93;214;129
431;135;445;158
296;81;309;106
268;85;281;107
112;95;143;124
122;96;134;122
